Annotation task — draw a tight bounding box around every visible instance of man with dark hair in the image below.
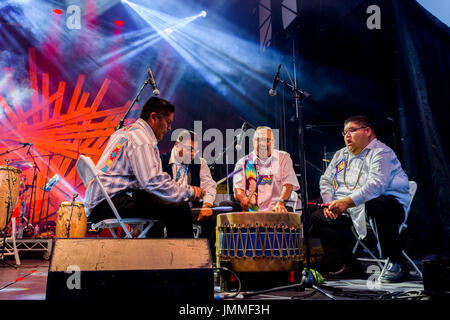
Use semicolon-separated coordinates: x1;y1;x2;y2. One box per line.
161;129;216;220
84;97;205;238
312;115;411;282
160;129;217;252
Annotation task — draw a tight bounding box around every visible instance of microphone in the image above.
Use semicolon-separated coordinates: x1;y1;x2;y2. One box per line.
235;122;247;151
147;68;160;96
269;64;282;96
19;142;32;146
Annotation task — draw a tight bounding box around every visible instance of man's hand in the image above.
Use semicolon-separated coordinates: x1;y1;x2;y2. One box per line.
239;197;251;211
327;197;355;216
323;207;338;220
197;203;213;221
191;186;206;202
272;201;288;213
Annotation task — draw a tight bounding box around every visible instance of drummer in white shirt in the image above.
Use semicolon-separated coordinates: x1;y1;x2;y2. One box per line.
313;115;410;282
161;130;217;249
232;126;300;212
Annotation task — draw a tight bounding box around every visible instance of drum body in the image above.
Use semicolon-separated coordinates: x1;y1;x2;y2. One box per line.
0;166;22;230
216;212;303;272
55;202;87;238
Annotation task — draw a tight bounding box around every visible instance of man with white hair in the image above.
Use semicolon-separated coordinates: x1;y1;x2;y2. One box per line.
233;126;300;212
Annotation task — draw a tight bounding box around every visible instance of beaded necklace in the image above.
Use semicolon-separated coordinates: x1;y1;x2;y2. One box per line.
343;149;369;191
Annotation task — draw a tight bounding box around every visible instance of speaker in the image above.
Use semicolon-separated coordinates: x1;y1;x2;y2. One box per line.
46;238;214;301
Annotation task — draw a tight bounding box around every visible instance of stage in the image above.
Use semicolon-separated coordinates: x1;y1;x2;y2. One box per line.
0;257;425;301
0;0;448;313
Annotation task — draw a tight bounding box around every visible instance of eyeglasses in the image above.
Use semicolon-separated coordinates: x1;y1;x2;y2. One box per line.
178;143;196;150
342;126;367;136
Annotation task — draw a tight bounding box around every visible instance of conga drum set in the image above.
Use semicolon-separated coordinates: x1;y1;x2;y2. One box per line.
0;156;39;238
216;211;304;291
0;164;22;232
55;193;87;238
0;157;87;239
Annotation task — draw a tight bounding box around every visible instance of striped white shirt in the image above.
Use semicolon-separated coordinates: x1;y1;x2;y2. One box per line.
84;118;191;216
169;148;217;205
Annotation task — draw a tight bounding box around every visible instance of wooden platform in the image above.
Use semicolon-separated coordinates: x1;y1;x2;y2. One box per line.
0;257;425;301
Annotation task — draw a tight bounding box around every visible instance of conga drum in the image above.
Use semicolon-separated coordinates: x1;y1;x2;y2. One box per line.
0;166;22;230
216;212;304;273
55;202;87;238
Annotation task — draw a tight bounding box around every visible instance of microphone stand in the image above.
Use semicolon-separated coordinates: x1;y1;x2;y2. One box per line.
26;145;40;233
211;142;234;198
210;123;245;197
0;144;30;157
115;75;151;131
276;76;312;270
242;269;335;300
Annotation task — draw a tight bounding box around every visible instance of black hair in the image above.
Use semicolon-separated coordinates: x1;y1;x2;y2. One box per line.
139;97;175;121
344;115;375;132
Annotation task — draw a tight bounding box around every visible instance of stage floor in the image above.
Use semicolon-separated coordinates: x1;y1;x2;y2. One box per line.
0;258;425;301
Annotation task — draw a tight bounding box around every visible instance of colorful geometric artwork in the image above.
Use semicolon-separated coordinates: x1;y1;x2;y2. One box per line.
0;48;139;226
332;176;340;193
335;158;346;174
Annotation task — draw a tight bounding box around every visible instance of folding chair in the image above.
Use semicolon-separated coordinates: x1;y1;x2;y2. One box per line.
75;155;155;239
352;181;423;278
289;191;302;213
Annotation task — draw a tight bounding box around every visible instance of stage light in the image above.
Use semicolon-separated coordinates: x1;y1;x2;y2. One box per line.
114;20;124;26
53;9;63;15
163;27;174;34
121;0;286;120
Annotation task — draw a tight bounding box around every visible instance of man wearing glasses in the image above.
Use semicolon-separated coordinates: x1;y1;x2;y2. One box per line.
85;97;204;238
312;115;410;282
160;130;216;247
233;126;300;212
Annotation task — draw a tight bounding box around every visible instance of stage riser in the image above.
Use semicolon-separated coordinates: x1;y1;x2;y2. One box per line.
46;269;213;300
46;238;214;301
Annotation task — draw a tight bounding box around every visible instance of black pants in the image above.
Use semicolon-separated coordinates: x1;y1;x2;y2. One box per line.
311;195;405;267
193;213;217;259
89;189;194;238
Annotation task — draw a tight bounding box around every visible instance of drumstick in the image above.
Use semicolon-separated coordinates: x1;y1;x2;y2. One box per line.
191;206;233;211
273;200;329;208
307;201;329;208
216;167;243;185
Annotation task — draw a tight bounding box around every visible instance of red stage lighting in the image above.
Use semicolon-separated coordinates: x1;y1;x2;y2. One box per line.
114;20;124;26
53;9;63;15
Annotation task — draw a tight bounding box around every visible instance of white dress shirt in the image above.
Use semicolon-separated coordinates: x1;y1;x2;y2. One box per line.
320;138;410;238
84;118;191;216
233;149;300;211
169;148;217;205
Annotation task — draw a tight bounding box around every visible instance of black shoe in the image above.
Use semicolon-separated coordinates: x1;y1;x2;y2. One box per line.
327;263;366;280
379;262;408;283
